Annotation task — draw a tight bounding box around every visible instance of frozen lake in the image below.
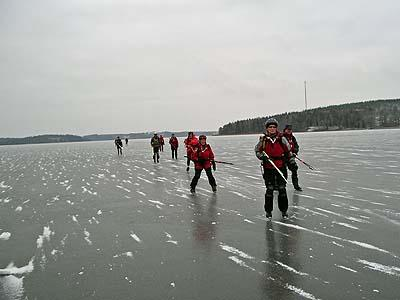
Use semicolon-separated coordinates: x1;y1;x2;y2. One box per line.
1;129;400;300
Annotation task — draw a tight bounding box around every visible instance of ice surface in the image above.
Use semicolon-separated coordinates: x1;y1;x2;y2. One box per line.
0;130;399;300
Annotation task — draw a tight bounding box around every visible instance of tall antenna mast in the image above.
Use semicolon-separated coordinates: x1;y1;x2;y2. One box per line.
304;80;308;110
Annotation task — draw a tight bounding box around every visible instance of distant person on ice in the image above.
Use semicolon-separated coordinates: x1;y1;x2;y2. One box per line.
184;132;198;172
115;136;123;156
190;135;217;193
150;133;161;163
125;138;128;146
169;133;179;159
255;118;294;219
159;135;165;152
282;124;302;191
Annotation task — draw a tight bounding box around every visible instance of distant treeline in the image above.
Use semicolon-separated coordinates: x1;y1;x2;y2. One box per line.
218;99;400;135
0;135;89;146
84;131;217;141
0;131;217;146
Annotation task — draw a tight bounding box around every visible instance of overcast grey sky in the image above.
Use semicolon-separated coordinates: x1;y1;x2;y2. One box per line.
1;0;400;137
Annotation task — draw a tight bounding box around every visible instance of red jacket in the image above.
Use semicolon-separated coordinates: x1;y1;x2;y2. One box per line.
184;136;199;154
190;143;215;170
169;137;179;149
257;134;290;169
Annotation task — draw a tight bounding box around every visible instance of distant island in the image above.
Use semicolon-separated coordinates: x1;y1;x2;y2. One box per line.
0;131;217;146
218;98;400;135
2;99;399;146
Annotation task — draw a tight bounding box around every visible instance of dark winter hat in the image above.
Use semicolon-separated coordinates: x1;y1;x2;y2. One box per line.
265;118;278;128
284;124;292;130
199;135;207;140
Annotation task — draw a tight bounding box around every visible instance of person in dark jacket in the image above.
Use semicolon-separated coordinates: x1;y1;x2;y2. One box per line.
150;133;161;163
282;124;302;191
169;134;179;159
115;136;123;156
190;135;217;193
255;118;294;219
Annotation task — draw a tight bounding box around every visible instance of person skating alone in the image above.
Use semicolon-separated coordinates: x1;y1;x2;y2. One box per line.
255;118;294;219
159;135;165;152
115;136;123;156
184;132;198;172
125;138;128;146
169;133;179;159
150;133;161;163
282;124;302;191
190;135;217;193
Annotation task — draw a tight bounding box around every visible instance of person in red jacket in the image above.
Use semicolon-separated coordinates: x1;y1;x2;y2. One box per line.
184;132;199;172
159;135;165;152
169;133;179;159
255;118;293;219
190;135;217;193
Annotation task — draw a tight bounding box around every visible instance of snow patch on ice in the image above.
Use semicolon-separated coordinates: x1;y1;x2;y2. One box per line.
228;256;256;272
276;261;308;276
332;221;359;230
137;177;153;184
116;185;131;193
331;241;344;248
0;232;11;240
130;232;142;243
219;243;254;260
0;258;34;275
0;181;11;189
274;221;394;257
285;284;321;300
148;200;165;206
358;259;400;276
244;219;255;224
335;264;358;273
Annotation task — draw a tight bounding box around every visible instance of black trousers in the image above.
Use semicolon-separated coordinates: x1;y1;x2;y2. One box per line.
191;168;217;188
171;147;178;159
263;167;288;213
117;146;122;156
288;161;300;187
153;147;160;162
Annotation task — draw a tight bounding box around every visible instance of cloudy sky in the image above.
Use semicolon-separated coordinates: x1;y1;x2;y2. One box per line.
1;0;399;137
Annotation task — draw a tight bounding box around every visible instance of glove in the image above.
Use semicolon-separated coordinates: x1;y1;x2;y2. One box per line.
212;161;216;171
262;155;269;163
288;156;296;165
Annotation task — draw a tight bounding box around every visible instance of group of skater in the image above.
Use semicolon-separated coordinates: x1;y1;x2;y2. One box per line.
114;119;306;220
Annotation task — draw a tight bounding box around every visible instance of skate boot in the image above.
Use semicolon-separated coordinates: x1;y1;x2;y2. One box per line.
294;185;303;191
